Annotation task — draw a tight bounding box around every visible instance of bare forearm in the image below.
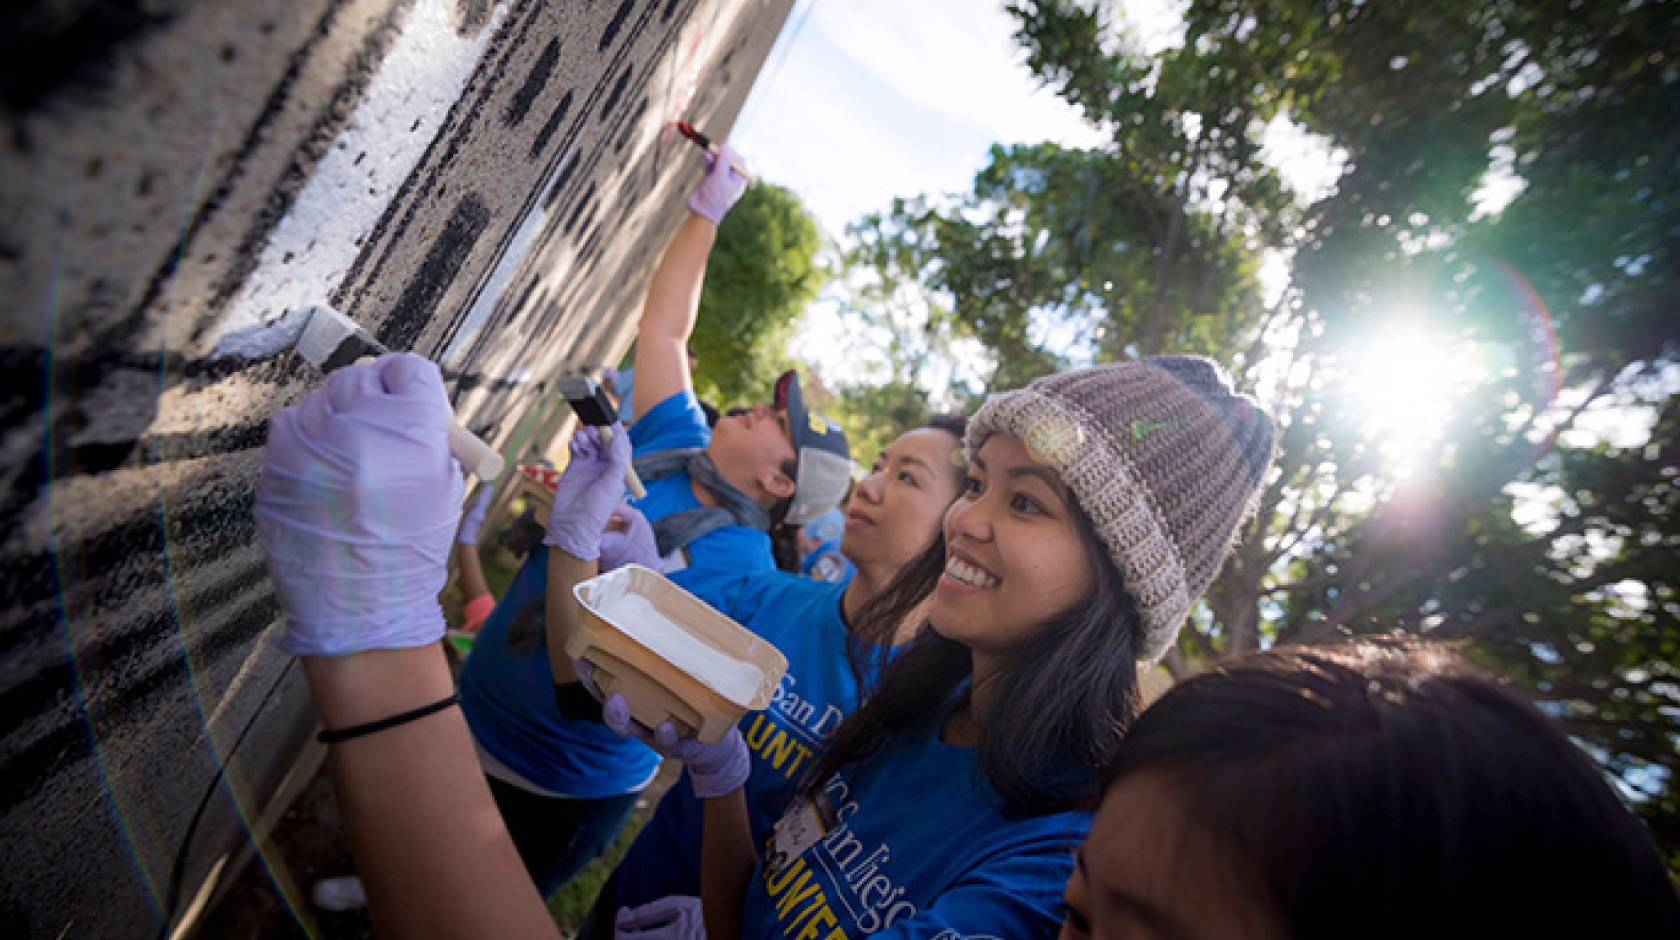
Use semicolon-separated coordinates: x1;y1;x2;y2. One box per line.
303;649;558;940
701;790;755;939
632;214;717;417
544;548;600;684
457;543;490;601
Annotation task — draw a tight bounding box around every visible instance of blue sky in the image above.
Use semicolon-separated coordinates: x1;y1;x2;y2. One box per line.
729;0;1160;389
732;0;1112;239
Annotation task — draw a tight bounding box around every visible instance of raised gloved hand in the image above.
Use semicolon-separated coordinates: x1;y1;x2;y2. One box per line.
599;501;662;573
545;424;631;560
602;694;749;799
457;486;495;546
254;354;464;656
686;144;748;225
615;895;706;939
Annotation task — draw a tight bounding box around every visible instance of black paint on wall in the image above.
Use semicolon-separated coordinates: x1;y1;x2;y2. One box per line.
615;96;648;154
530;88;576;161
378;194;493;351
563;182;597;237
503;36;561;128
338;0;544;318
598;63;633;122
544;148;579;209
199;0;412;330
599;0;636;51
0;0;176;113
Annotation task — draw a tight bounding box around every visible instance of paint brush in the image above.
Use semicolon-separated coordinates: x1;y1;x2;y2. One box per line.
213;305;505;480
556;375;646;499
675;121;752;182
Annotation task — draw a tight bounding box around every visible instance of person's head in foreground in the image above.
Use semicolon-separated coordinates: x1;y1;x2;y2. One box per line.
808;356;1277;812
708;368;851;524
1061;641;1680;939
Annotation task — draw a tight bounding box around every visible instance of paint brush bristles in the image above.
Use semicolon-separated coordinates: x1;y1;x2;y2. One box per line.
675;121;752;182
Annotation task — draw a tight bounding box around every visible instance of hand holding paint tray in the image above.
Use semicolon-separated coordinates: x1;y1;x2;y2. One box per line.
571;564;786;744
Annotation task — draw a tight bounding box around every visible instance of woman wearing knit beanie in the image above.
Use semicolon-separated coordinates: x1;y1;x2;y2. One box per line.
625;355;1278;939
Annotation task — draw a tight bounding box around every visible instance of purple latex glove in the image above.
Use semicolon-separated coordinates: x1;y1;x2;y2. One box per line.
602;694;749;799
686;144;748;224
615;896;706;939
457;486;495;546
254;354;464;656
545;424;631;560
599;501;662;573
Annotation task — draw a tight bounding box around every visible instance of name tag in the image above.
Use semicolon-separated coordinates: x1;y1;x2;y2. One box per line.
765;794;835;876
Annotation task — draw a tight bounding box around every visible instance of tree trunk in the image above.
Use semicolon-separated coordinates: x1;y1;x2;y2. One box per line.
1144;189;1186;355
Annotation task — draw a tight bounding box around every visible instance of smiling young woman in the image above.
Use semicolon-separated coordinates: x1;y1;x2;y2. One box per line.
665;357;1278;939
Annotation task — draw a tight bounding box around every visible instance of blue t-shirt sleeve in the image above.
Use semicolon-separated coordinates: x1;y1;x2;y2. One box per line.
678;569;781;622
630;389;710;456
872;828;1082;939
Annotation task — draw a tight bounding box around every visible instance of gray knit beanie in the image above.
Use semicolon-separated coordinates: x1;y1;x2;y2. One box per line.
965;356;1276;663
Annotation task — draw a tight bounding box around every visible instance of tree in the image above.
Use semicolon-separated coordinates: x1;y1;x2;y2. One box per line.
687;182;827;409
846;140;1272;391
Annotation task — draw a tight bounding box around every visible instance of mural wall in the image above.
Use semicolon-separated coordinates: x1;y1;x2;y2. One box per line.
0;0;791;933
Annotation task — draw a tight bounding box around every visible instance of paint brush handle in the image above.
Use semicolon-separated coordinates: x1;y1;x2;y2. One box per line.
448;421;506;482
557;374;645;499
598;425;647;500
297;305;505;481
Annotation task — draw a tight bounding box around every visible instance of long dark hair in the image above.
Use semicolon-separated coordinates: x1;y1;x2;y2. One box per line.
806;491;1143;816
842;413;969;684
1100;642;1680;937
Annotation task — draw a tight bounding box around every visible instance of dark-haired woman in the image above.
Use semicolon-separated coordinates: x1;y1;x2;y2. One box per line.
593;416;971;932
622;357;1278;938
1059;641;1680;939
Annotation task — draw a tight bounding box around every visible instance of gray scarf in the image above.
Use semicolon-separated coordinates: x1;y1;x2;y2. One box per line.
633;448;771;556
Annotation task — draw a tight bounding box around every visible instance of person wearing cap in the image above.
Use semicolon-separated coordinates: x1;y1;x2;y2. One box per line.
453;142;850;898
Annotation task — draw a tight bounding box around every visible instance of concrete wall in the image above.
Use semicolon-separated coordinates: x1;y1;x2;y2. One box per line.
0;1;791;934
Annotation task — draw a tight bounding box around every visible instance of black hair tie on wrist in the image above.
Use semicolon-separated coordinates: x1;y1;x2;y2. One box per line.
317;693;460;744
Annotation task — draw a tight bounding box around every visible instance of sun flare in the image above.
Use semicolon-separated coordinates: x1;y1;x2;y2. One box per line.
1347;320;1485;477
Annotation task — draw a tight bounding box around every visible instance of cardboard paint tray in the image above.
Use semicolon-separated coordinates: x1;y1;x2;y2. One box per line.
570;564;787;744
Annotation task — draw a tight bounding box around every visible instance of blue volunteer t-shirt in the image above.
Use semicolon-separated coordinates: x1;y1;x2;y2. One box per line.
458;544;660;797
741;702;1090;939
458;389;776;798
616;571;868;909
628;390;778;592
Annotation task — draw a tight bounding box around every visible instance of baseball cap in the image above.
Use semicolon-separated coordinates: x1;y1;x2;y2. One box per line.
773;370;852;525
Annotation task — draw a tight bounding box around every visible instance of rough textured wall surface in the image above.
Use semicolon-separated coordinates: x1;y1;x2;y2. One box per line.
0;1;791;934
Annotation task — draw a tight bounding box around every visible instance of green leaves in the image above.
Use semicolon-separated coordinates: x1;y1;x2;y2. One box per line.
690;182;827;409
